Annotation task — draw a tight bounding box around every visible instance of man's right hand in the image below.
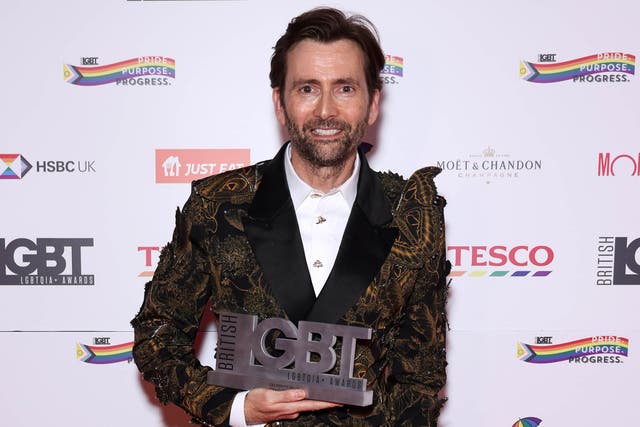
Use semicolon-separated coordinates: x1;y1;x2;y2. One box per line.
244;388;341;424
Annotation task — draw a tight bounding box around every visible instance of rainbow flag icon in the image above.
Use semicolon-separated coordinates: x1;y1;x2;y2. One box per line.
76;341;133;364
512;417;542;427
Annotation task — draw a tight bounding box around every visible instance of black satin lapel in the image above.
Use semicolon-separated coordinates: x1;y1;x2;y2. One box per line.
305;151;398;324
243;210;315;324
305;205;398;324
243;144;315;324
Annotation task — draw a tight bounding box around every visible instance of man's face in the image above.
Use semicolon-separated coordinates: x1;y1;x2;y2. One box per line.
273;39;380;168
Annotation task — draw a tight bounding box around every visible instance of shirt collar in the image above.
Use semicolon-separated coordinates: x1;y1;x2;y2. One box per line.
284;142;360;210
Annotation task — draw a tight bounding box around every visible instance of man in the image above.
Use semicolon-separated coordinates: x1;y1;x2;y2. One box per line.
132;7;448;426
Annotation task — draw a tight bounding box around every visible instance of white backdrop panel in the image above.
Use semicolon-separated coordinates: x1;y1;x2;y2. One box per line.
1;0;638;425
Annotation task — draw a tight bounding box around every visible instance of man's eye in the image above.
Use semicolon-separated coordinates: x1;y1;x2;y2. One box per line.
300;86;313;94
340;86;354;93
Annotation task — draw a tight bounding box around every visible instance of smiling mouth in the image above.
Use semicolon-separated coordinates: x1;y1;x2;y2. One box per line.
311;128;342;136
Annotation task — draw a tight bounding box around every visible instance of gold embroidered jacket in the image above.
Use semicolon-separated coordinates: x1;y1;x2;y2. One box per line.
131;145;449;426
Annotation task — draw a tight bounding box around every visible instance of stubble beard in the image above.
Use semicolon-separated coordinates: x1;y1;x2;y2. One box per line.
284;108;369;170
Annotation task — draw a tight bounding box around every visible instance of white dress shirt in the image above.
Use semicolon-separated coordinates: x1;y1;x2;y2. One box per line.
229;143;359;426
284;143;359;296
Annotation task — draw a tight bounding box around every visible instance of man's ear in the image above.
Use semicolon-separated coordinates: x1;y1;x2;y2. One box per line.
367;89;380;125
272;88;286;126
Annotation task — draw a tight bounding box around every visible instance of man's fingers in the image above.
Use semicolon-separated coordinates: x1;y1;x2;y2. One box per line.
267;389;342;411
244;388;342;424
265;399;341;422
287;399;342;413
269;388;306;403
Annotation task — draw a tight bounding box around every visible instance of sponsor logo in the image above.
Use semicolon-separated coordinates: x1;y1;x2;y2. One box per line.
34;160;96;173
0;154;32;179
447;244;553;277
381;55;403;85
512;417;542;427
156;148;250;183
63;56;175;86
138;245;162;277
0;154;96;180
597;152;639;176
0;238;94;286
76;339;133;364
538;53;557;62
520;52;635;83
517;336;629;364
436;147;542;183
596;236;640;285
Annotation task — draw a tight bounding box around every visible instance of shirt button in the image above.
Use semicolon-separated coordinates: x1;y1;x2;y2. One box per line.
316;216;326;224
313;260;323;268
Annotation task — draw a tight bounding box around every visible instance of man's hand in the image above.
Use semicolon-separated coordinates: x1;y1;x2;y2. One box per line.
244;388;341;424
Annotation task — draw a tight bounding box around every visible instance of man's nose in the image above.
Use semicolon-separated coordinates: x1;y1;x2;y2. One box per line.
315;93;338;120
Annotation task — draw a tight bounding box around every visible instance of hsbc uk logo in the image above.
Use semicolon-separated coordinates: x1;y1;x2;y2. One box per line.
1;154;32;179
447;244;554;277
596;237;640;285
0;153;95;180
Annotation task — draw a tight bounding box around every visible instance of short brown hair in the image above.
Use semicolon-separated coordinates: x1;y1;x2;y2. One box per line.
269;7;385;99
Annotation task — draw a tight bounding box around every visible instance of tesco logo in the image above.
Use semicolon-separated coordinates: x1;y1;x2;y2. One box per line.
448;245;554;267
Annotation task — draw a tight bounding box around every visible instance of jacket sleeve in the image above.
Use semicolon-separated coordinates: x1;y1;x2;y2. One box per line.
130;188;236;426
384;168;449;427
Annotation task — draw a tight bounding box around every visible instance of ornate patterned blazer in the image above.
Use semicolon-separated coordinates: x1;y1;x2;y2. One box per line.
131;144;449;426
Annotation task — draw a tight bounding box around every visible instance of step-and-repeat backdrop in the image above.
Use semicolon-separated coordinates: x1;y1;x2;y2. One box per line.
1;1;638;425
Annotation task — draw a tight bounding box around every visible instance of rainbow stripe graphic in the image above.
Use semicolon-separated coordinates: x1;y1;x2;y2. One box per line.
383;55;403;77
63;57;176;86
520;52;635;83
512;417;542;427
448;270;551;277
76;341;133;364
0;154;32;179
517;337;629;364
